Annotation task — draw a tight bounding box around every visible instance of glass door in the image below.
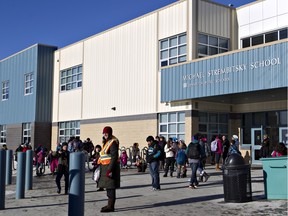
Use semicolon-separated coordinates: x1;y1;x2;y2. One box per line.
251;128;263;164
279;127;288;148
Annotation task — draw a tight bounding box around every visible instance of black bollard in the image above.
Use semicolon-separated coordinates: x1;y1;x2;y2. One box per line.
0;150;7;210
16;152;26;199
25;150;33;190
68;152;85;216
5;150;12;185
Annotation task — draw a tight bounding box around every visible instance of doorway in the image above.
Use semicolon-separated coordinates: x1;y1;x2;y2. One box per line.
251;128;263;164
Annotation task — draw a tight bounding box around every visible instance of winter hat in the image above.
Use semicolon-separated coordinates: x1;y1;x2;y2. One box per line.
62;142;68;147
102;126;113;135
193;134;199;141
95;145;102;150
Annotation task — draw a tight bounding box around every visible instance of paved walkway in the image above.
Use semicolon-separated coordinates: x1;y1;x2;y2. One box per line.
1;165;287;216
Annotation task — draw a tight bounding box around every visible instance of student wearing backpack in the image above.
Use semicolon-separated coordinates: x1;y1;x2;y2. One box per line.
186;134;201;189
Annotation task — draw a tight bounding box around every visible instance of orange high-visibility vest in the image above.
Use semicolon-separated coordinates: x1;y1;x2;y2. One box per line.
98;138;117;165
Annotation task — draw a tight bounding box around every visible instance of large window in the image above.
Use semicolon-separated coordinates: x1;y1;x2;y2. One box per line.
0;125;7;144
198;112;228;142
198;33;229;58
241;28;288;48
159;112;185;141
60;65;82;92
22;123;31;143
59;120;80;143
24;73;34;95
160;33;187;67
2;81;9;100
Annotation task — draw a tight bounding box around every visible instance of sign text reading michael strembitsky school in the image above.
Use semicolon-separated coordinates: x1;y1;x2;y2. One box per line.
160;42;288;102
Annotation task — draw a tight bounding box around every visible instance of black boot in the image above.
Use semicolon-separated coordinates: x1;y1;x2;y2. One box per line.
170;172;173;177
198;175;203;182
163;173;167;177
177;172;180;178
101;197;115;212
203;172;210;182
182;170;187;178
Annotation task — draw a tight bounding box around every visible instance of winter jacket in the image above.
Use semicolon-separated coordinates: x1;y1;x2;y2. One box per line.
146;141;161;163
215;138;223;154
98;135;120;189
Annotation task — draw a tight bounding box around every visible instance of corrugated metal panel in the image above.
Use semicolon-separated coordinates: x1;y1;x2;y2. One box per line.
161;41;288;102
58;90;82;121
59;43;83;70
82;13;158;119
198;0;231;38
35;45;57;122
0;46;38;124
158;1;187;40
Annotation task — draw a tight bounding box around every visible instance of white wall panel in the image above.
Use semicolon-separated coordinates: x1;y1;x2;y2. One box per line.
278;13;288;28
278;0;288;15
263;0;277;19
237;0;288;43
157;73;191;113
249;3;263;23
263;17;278;32
239;25;250;38
58;90;82;121
59;42;83;70
198;0;231;38
52;52;60;122
158;1;187;40
82;13;158;119
249;21;263;36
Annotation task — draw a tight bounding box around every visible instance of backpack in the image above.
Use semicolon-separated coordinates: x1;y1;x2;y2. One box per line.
188;143;201;159
211;140;218;152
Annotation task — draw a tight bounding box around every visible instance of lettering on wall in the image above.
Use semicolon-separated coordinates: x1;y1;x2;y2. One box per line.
182;57;281;88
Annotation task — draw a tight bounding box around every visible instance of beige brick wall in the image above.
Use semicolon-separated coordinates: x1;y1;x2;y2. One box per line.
52;119;158;150
51;126;59;150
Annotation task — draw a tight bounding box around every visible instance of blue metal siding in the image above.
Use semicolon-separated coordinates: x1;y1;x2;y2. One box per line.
161;42;288;102
0;44;57;125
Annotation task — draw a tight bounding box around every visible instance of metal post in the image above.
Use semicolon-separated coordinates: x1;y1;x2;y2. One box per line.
25;150;33;190
5;150;13;185
0;150;7;210
68;152;85;216
16;152;26;199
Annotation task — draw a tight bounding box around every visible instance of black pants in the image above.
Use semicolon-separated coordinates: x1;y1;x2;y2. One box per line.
107;189;116;199
164;157;175;175
55;171;69;193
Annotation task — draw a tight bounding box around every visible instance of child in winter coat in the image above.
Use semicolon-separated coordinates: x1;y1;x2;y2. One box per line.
176;141;187;178
120;150;128;169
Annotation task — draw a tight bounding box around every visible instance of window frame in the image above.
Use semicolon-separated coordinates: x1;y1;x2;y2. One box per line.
24;73;34;96
158;112;185;141
58;120;80;143
198;33;229;58
0;125;7;145
22;122;31;144
2;80;9;101
159;33;187;67
60;65;82;92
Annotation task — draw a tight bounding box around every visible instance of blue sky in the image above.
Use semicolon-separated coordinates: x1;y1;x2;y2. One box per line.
0;0;255;60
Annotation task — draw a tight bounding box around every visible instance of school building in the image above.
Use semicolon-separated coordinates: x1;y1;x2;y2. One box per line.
0;0;287;164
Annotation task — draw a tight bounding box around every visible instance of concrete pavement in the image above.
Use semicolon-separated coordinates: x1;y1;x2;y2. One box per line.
1;165;287;216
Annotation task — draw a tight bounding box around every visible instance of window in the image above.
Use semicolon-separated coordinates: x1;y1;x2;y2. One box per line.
198;33;229;58
24;73;34;95
198;112;228;142
0;125;7;144
60;65;82;92
241;28;288;48
160;33;187;67
22;123;31;143
2;81;9;100
59;120;80;143
159;112;185;141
